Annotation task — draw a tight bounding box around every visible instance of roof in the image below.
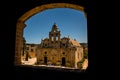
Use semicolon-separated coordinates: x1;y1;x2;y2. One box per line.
69;39;81;47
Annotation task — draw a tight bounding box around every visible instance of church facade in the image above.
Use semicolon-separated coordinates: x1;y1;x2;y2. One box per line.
37;24;83;68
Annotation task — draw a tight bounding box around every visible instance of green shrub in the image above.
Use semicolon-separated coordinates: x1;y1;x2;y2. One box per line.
84;52;88;59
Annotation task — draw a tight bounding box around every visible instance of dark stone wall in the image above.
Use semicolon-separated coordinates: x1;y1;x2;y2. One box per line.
1;0;96;80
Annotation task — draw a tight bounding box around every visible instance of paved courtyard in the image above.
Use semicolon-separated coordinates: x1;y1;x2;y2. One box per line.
22;58;88;70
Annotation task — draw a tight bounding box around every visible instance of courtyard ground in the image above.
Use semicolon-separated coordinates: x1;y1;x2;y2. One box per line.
21;58;88;70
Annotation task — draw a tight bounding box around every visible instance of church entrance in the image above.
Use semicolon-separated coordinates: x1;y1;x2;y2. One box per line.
44;57;47;64
62;57;65;66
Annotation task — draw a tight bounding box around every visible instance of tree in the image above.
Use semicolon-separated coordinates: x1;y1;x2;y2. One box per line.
77;58;85;69
84;51;88;59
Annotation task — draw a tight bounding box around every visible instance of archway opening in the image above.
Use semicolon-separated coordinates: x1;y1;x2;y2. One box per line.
15;3;88;70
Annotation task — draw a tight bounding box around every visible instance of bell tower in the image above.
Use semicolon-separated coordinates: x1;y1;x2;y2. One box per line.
49;23;61;42
49;23;61;43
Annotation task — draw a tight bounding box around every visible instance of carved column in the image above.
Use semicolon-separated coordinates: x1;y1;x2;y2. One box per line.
14;20;26;65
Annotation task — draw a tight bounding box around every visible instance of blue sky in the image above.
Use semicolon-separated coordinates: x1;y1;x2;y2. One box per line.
24;8;87;44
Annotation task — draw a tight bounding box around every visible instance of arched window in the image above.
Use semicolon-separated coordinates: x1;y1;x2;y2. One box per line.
56;37;58;41
52;37;54;41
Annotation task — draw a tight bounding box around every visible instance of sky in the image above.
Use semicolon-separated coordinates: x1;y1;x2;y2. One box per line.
24;8;87;44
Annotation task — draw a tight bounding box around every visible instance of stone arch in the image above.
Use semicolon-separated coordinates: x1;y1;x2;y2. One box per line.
15;3;87;65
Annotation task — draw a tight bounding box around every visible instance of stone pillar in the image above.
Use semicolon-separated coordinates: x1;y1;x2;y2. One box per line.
14;20;26;65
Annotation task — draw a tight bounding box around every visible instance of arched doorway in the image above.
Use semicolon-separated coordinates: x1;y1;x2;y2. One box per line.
15;3;86;65
62;57;65;66
44;56;47;64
